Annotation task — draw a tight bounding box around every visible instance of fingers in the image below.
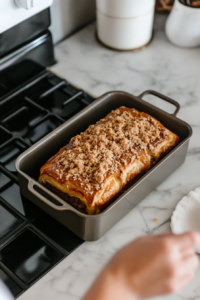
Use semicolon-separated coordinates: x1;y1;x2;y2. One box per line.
152;231;200;251
182;254;199;272
164;272;195;295
175;254;199;278
174;271;195;292
181;248;196;259
180;271;195;285
128;232;199;299
174;232;200;251
152;232;199;281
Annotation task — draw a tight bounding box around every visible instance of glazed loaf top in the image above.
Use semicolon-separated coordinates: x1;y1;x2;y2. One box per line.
39;106;179;214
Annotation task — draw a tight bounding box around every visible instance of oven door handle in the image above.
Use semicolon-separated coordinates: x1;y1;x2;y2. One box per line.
28;180;73;211
138;90;180;117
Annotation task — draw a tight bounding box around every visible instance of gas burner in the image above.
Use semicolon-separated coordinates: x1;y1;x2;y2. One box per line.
0;60;94;297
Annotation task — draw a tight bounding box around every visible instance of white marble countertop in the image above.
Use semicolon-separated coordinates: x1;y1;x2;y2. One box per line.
19;14;200;300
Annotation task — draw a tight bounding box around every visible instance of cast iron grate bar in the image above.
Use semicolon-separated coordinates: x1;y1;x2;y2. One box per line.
0;68;94;298
38;80;66;99
0;71;49;105
0;164;18;184
24;97;47;112
62;90;83;107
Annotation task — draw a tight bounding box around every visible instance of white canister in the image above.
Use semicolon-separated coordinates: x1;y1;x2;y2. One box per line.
96;0;156;51
165;0;200;48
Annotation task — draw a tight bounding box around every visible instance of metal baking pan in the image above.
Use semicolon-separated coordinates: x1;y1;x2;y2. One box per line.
16;90;192;241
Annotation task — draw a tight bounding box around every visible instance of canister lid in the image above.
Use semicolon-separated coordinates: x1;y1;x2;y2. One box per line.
96;0;155;19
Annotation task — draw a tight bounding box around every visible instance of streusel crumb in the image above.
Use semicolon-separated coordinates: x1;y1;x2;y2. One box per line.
56;107;168;187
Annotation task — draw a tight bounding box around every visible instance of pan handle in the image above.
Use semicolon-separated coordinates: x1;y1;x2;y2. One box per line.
138;90;180;117
28;180;72;211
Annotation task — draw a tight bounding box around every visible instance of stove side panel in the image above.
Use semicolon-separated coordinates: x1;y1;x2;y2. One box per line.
50;0;96;44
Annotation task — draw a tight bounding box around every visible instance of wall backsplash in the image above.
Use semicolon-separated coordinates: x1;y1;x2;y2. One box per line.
50;0;96;44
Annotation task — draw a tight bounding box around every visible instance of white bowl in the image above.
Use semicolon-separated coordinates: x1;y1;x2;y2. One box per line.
171;187;200;253
96;0;155;18
97;8;155;50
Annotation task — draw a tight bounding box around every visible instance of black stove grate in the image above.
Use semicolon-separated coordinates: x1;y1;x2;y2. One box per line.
0;61;94;298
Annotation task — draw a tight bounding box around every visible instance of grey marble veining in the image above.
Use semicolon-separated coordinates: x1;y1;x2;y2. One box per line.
19;14;200;300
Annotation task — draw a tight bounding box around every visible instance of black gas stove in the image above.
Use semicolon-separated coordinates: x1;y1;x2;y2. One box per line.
0;60;94;298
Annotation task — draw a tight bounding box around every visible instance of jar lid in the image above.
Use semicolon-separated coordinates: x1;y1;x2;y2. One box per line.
96;0;155;19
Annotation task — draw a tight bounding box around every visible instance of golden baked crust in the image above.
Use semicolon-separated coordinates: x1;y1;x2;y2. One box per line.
39;106;179;215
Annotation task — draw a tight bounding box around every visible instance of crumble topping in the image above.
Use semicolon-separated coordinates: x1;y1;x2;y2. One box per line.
55;107;169;189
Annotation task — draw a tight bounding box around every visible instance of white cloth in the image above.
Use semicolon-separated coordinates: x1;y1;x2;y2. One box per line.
0;280;14;300
171;187;200;253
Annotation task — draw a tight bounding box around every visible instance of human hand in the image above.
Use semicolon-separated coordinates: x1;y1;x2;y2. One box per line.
108;232;200;299
83;232;200;300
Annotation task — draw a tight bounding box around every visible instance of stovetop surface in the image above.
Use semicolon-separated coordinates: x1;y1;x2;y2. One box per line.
0;60;94;298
